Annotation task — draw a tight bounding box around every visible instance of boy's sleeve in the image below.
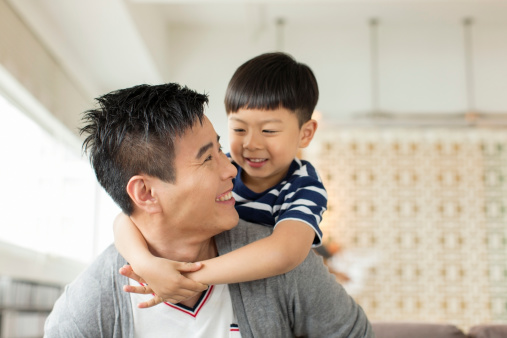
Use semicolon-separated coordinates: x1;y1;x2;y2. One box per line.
276;163;328;246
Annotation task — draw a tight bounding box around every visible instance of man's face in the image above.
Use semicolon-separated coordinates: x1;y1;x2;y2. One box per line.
157;116;238;237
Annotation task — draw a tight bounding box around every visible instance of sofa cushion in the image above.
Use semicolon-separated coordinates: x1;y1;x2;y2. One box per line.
468;324;507;338
372;322;467;338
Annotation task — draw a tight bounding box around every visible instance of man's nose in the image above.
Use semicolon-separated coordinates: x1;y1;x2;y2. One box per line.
220;152;237;179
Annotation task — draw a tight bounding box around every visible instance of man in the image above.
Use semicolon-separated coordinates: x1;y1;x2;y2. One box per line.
44;83;374;337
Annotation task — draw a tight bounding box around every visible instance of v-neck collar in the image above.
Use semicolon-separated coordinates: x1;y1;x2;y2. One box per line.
163;285;215;318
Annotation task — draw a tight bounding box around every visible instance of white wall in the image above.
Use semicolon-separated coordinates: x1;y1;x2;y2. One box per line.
4;0;507;147
165;19;507;150
1;1;507;285
165;24;279;151
474;24;507;112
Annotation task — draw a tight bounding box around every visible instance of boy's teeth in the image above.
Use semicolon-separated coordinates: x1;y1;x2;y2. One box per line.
216;191;233;202
249;158;266;162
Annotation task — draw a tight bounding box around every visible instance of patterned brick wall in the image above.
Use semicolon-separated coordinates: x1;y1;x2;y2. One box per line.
305;128;507;330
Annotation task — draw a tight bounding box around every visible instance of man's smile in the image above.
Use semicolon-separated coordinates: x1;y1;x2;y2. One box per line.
216;191;234;202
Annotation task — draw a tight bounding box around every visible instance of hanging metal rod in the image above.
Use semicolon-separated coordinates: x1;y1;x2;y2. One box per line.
369;18;380;114
276;17;285;52
463;17;476;113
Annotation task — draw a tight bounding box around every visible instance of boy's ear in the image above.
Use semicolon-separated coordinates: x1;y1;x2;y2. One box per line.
298;119;318;148
126;175;162;214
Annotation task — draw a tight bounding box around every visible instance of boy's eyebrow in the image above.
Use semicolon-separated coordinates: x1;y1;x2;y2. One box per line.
196;135;220;159
229;116;283;123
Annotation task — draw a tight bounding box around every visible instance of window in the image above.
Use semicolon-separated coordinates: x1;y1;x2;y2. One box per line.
0;94;118;263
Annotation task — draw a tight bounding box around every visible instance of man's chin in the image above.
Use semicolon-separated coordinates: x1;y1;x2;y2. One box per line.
224;213;240;230
211;213;239;238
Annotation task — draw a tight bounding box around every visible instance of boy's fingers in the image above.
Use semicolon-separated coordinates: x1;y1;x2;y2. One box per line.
137;291;200;308
133;289;209;309
196;283;209;292
179;276;208;292
138;296;164;308
177;262;203;272
177;262;208;291
119;265;146;283
118;265;132;276
123;284;153;295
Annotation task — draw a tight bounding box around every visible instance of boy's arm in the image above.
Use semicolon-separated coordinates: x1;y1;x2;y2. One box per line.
122;220;315;308
113;213;208;305
187;220;315;285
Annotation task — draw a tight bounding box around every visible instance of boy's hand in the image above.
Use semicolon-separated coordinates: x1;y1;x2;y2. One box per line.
120;265;164;308
119;259;208;308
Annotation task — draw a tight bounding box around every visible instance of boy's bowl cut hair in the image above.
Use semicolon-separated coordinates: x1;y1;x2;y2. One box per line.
225;52;319;127
80;83;207;215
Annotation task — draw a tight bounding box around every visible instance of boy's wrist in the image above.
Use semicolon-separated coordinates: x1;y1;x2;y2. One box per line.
127;252;158;277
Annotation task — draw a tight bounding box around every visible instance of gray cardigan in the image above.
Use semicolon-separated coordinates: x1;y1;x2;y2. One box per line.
44;220;374;338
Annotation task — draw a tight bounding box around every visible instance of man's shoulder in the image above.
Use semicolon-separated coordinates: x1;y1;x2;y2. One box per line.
216;220;322;271
60;244;126;297
216;219;272;254
86;244;125;275
45;244;131;337
220;219;273;243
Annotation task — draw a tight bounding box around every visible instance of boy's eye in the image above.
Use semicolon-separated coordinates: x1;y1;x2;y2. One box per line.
262;130;277;134
233;128;245;133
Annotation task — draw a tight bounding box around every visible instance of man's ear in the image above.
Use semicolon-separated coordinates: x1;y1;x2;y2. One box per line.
299;119;318;148
126;175;162;214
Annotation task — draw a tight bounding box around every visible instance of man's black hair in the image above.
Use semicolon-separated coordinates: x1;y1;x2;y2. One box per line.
80;83;208;215
224;52;319;126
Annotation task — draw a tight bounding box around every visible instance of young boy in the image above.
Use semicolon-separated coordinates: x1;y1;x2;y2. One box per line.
114;52;328;307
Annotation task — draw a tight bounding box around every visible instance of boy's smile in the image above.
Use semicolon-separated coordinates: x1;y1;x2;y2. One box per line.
228;107;316;193
244;157;267;168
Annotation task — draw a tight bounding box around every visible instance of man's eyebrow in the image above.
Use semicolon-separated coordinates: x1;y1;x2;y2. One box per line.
196;142;213;160
196;135;220;160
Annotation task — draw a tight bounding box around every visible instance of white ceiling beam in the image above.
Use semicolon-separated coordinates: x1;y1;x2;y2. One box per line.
8;0;163;98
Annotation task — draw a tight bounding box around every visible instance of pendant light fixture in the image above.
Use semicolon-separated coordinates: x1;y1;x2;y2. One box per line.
369;18;380;116
276;17;285;52
463;17;478;123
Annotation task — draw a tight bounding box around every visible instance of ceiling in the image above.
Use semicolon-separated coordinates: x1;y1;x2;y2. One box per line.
6;0;507;102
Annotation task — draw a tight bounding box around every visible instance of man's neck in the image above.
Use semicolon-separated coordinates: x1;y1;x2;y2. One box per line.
145;230;217;309
131;213;218;263
150;237;218;263
130;213;217;262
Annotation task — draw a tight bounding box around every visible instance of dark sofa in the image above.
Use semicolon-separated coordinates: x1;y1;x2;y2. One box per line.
372;322;507;338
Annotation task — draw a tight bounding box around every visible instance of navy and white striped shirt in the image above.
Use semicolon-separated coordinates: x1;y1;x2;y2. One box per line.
232;158;327;246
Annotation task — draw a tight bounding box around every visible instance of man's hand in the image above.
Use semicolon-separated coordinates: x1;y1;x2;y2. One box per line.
119;259;208;308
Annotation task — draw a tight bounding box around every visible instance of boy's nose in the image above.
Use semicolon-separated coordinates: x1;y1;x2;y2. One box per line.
244;132;262;150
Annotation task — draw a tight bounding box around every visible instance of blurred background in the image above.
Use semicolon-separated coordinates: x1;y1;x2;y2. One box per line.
0;0;506;336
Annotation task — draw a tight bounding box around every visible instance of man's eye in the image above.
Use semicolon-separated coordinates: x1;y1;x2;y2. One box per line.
204;155;212;162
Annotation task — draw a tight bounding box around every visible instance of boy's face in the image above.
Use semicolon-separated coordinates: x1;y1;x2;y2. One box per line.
228;107;316;192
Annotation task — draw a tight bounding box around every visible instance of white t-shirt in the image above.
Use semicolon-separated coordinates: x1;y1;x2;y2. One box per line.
129;281;241;338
